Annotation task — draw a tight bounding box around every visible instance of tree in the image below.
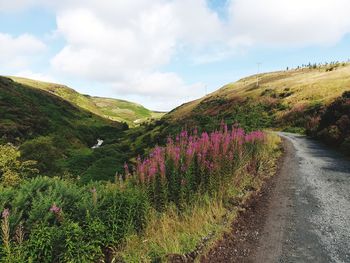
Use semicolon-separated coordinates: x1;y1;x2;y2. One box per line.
0;144;38;186
20;136;61;175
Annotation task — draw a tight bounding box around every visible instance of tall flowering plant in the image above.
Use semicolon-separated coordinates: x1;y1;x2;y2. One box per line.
128;124;265;210
1;209;11;256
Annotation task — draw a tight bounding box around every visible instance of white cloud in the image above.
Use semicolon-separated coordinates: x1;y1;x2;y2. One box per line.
47;0;350;110
0;33;46;69
112;71;205;111
51;5;178;81
228;0;350;46
3;0;350;110
49;0;218;110
14;70;55;82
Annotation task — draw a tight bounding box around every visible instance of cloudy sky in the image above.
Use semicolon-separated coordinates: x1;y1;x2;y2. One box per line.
1;0;350;111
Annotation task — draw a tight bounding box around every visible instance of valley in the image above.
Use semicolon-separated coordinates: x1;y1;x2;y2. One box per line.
0;63;349;262
2;1;350;262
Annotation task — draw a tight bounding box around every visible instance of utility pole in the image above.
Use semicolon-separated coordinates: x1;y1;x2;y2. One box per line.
256;62;262;87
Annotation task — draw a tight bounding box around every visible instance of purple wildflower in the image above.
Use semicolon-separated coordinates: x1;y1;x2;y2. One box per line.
49;204;61;214
2;208;9;219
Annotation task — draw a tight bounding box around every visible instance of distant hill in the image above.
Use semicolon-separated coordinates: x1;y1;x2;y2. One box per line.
0;76;124;145
164;63;350;132
0;76;131;178
90;96;165;125
124;63;350;158
9;76;165;126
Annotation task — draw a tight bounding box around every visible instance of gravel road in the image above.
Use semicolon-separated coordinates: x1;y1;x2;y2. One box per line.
201;133;350;263
254;132;350;263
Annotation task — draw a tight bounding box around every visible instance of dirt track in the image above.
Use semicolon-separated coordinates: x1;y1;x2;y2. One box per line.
201;133;350;263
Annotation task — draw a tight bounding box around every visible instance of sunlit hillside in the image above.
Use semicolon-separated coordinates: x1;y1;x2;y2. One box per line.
9;77;165;126
166;63;350;132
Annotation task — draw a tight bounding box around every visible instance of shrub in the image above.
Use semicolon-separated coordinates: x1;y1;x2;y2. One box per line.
0;177;149;262
0;144;38;187
127;125;265;210
340;136;350;155
309;91;350;154
20;136;62;175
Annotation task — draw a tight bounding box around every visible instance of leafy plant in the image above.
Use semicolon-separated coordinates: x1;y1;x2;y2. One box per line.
0;144;38;187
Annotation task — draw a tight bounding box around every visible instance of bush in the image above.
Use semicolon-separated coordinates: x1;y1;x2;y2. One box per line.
340;136;350;155
0;177;149;262
308;91;350;154
0;144;38;187
20;136;62;175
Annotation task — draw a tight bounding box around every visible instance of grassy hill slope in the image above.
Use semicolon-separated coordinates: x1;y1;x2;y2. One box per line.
9;76;164;126
0;76;131;177
165;63;350;132
0;77;124;143
90;96;164;124
123;63;350;158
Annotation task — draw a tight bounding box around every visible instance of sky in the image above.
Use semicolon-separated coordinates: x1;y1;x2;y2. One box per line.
0;0;350;111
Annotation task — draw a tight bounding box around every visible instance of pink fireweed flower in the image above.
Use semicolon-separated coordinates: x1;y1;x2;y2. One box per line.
2;208;9;219
125;124;265;197
50;203;64;223
148;165;157;179
167;137;174;145
173;147;181;166
49;204;61;214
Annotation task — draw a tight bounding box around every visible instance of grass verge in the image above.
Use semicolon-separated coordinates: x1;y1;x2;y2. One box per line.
114;133;282;262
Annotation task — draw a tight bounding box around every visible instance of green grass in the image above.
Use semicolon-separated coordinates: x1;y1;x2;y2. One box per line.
0;77;121;143
115;133;282;262
164;63;350;131
9;76;165;126
91;97;165;126
0;76;131;178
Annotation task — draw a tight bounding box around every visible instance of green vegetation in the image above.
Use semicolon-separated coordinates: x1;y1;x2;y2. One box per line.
0;177;148;262
0;126;280;262
0;76;131;180
91;97;165;126
9;76;165;126
0;77;124;144
165;62;350;133
306;91;350;155
118;132;281;262
0;144;38;187
1;61;349;262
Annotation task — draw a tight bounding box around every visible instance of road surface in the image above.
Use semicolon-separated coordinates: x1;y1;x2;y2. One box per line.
201;133;350;263
253;132;350;263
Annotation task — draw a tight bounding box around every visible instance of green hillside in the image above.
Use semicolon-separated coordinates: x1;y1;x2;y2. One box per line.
123;63;350;158
91;96;164;125
165;63;350;132
9;76;164;126
0;77;124;143
0;76;130;177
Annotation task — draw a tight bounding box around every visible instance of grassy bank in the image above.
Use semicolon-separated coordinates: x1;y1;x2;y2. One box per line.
115;132;281;262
